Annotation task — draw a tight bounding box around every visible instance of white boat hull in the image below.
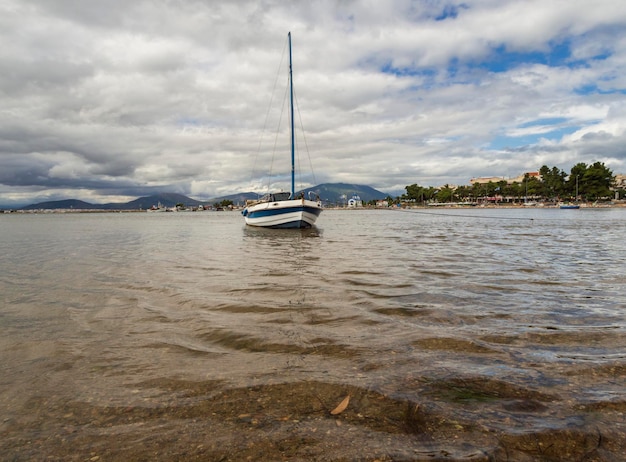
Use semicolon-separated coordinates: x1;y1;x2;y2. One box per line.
242;34;323;230
242;199;322;228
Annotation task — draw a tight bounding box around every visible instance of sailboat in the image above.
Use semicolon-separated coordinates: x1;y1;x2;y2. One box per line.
560;175;580;209
241;32;323;229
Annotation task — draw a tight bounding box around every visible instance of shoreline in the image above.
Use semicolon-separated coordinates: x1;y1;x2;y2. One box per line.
3;201;626;214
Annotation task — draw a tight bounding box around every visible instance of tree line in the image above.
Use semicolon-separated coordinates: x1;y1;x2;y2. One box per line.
402;162;621;204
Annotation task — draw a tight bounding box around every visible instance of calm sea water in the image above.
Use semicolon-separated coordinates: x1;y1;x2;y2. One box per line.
1;208;625;460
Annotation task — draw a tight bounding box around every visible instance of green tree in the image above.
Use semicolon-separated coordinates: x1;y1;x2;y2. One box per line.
567;163;587;199
403;161;615;205
495;180;508;202
215;199;234;208
437;184;455;202
470;182;487;200
403;184;420;201
507;181;522;202
484;181;498;197
455;185;472;201
403;184;437;204
539;165;567;199
583;161;614;200
522;174;541;200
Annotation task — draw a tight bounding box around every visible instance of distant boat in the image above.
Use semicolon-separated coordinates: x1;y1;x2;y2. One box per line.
147;202;168;212
241;32;322;229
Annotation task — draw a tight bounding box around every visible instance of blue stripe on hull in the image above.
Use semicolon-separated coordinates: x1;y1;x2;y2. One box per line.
245;206;321;219
243;203;321;228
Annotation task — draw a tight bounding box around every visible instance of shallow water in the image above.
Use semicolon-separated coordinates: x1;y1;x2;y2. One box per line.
1;208;625;460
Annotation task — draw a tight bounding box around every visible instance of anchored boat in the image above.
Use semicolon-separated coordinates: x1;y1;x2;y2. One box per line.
242;32;322;229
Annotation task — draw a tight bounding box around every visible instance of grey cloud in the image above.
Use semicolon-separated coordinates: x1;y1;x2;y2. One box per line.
1;0;625;207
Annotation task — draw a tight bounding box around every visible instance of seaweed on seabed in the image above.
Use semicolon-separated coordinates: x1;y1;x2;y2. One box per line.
494;427;606;462
403;401;425;434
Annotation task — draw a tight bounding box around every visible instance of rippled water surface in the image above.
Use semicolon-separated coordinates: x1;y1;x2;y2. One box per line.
1;209;625;460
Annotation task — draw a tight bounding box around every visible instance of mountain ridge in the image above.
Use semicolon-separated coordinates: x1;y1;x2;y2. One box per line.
13;184;393;210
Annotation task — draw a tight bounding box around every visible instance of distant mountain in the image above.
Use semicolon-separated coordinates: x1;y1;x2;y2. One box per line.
15;184;392;210
19;193;203;211
213;184;389;205
20;199;98;210
307;183;389;204
209;192;259;205
119;193;204;210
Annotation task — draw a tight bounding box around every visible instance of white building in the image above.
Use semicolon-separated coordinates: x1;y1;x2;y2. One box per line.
347;195;363;207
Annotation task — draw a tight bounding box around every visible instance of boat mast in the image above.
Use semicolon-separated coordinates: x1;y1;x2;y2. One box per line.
288;32;295;198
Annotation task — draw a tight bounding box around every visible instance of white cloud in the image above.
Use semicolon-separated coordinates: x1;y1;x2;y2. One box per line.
0;0;625;206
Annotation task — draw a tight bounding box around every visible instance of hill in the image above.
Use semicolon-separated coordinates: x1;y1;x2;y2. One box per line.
20;199;98;211
307;183;388;204
211;184;389;206
15;184;391;210
118;193;204;210
19;194;203;211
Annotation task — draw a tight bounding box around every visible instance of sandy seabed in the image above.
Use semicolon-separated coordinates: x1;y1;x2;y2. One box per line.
3;375;625;462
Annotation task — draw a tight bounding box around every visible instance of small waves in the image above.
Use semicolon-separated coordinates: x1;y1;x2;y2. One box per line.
2;209;626;460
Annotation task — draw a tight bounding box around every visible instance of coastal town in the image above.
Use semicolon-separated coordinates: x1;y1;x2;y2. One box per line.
3;163;625;213
394;162;625;208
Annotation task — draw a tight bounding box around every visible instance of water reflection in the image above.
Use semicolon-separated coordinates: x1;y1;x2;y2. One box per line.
241;225;323;281
242;224;322;241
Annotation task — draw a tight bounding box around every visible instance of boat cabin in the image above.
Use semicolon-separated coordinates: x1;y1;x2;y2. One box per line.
259;192;292;202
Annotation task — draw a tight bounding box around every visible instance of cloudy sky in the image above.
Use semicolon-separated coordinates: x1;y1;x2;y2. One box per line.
1;0;625;206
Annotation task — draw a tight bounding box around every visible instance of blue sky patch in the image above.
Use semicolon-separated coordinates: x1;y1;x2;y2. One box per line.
519;117;569;128
575;83;626;95
379;38;585;80
481;41;572;73
380;62;437;78
487;125;581;150
435;3;469;21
